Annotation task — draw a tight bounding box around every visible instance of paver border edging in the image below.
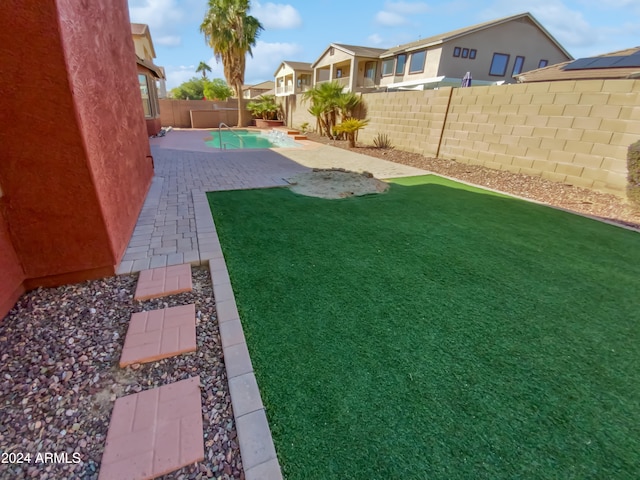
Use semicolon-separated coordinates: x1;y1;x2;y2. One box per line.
195;191;283;480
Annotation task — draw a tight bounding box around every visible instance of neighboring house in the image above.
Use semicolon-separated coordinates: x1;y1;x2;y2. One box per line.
515;47;640;83
311;44;386;93
291;12;571;93
378;12;571;90
274;61;313;97
242;81;275;99
131;23;165;135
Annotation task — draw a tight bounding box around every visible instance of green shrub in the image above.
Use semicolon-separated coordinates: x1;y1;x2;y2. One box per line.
373;133;393;149
628;140;640;207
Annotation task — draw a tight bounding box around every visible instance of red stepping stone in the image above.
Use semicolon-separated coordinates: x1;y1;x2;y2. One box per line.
134;264;192;301
99;377;204;480
119;304;197;368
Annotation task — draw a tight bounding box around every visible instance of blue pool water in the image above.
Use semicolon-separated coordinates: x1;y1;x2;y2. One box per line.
205;129;299;149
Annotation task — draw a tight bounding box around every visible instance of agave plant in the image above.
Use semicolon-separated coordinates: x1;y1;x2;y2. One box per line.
334;117;369;148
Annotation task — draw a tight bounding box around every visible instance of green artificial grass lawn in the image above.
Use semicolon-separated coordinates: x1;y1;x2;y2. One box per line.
207;175;640;479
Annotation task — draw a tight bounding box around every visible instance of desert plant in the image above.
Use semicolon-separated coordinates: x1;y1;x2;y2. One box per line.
247;94;280;120
373;133;393;149
300;122;309;133
628;140;640;207
335;118;369;148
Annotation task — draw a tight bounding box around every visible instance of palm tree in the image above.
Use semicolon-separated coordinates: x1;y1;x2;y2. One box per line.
302;82;364;139
200;0;263;127
196;61;212;79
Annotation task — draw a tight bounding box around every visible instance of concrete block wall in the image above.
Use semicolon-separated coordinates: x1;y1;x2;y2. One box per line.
159;99;238;128
440;80;640;195
356;89;452;157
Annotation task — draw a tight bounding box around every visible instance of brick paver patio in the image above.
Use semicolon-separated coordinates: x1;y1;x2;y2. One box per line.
99;376;204;480
117;130;427;275
119;304;197;367
134;264;193;301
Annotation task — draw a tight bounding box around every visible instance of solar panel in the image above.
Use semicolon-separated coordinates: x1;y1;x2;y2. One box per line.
564;55;640;70
612;55;640;67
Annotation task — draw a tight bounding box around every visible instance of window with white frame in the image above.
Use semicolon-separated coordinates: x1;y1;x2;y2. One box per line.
138;74;152;117
382;58;395;76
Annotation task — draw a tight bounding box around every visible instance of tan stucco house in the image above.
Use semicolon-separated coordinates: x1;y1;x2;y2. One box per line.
131;23;165;135
242;81;275;99
515;47;640;83
290;12;572;93
311;44;387;93
274;61;313;97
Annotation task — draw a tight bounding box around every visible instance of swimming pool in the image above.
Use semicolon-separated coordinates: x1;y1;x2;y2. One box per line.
205;129;300;150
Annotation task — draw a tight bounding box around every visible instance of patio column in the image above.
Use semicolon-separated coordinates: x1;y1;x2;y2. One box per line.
350;58;356;92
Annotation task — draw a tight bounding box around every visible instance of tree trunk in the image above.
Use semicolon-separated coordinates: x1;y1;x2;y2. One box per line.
235;81;246;127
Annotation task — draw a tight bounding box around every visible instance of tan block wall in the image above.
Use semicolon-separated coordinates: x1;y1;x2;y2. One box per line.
440;80;640;195
357;89;452;157
275;80;640;199
159;99;240;128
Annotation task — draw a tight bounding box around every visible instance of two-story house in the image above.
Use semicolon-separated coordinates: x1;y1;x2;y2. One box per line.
131;23;165;135
278;12;572;94
274;61;313;97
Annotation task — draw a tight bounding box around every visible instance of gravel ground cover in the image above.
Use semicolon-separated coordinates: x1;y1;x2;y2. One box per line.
0;267;242;480
306;133;640;229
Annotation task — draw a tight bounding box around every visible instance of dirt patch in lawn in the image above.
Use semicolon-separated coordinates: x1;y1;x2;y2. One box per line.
287;168;389;199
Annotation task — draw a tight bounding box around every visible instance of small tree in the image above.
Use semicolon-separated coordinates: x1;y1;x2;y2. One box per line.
335;118;369;148
170;77;206;100
196;61;212;79
302;81;363;139
247;94;281;120
204;78;234;100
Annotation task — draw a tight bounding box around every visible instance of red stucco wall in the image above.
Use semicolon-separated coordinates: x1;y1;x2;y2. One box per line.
0;0;153;318
0;212;25;317
57;0;154;263
0;0;113;280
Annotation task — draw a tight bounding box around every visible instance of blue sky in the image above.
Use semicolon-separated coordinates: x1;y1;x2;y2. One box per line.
127;0;640;90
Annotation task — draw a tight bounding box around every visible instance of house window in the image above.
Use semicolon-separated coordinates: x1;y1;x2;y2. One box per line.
336;68;342;78
330;47;334;56
409;50;426;73
453;47;461;57
462;48;469;58
382;58;394;76
489;53;510;76
538;59;549;68
469;49;477;60
512;56;525;76
395;54;406;75
138;74;152;117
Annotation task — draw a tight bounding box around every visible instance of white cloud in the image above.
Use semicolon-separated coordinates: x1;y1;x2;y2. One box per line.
244;40;303;83
155;35;182;47
367;33;385;45
375;1;430;26
375;11;408;26
384;1;430;14
165;65;198;89
128;0;190;49
252;2;302;29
